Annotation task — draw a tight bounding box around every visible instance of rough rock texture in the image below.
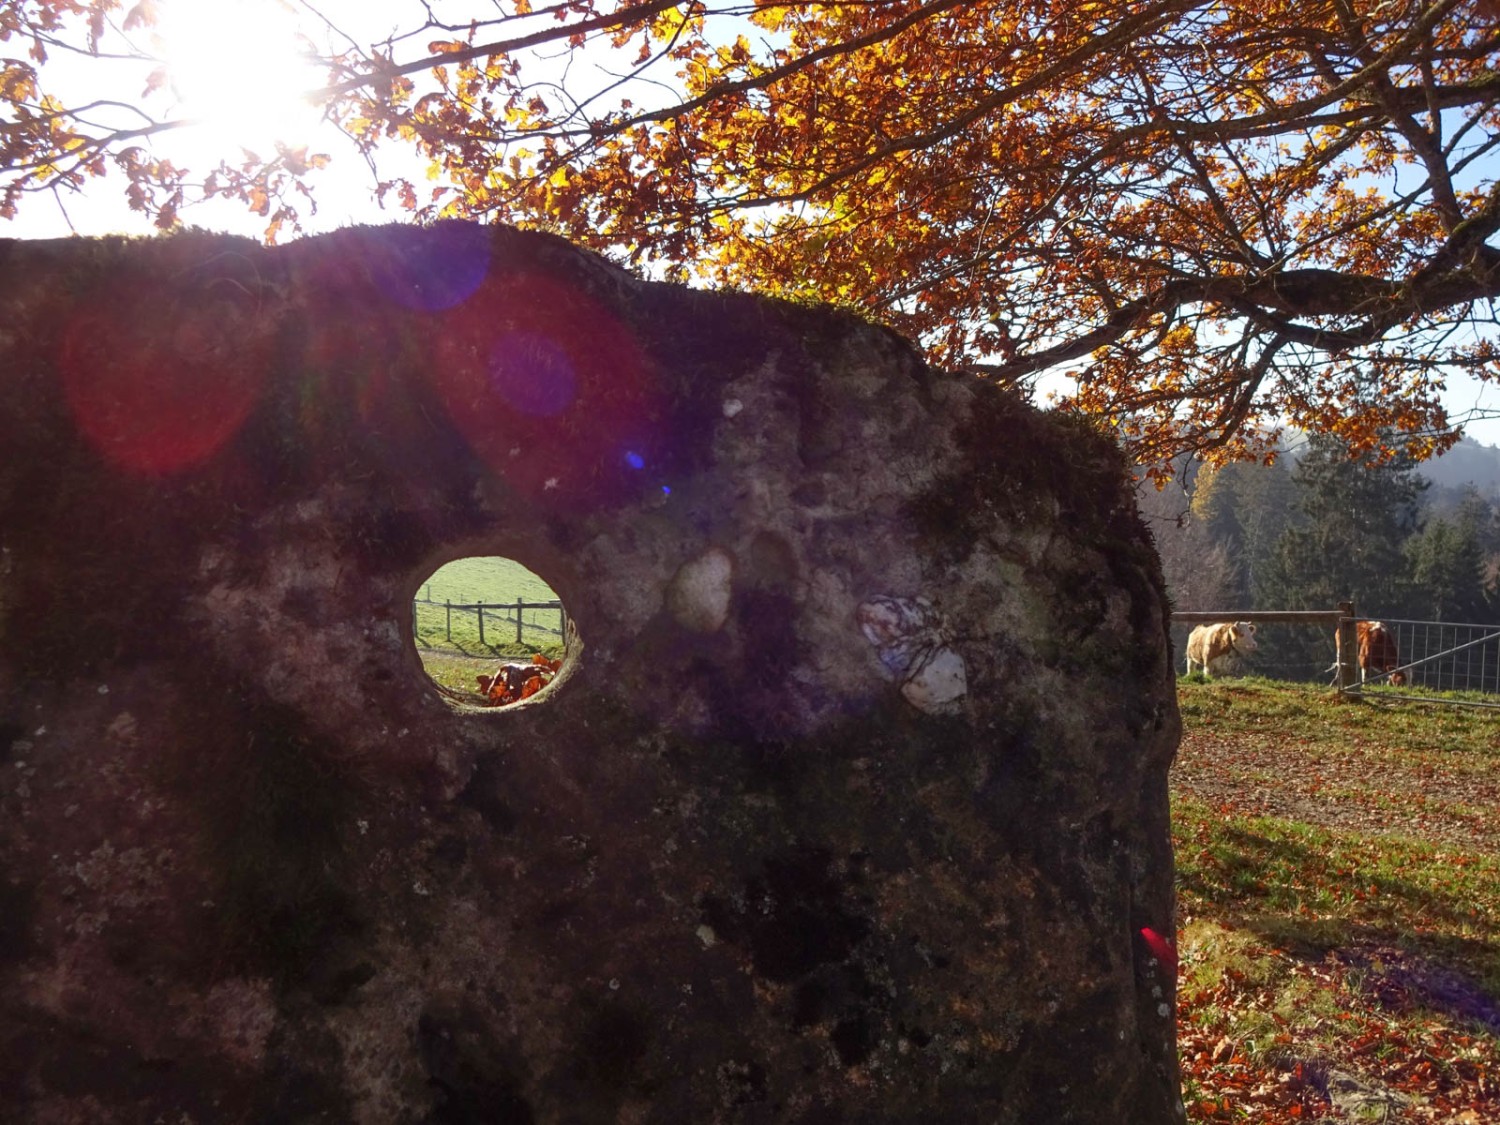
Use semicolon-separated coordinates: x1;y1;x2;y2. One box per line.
0;223;1183;1123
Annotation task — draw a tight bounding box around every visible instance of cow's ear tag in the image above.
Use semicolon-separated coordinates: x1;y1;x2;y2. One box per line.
409;555;573;708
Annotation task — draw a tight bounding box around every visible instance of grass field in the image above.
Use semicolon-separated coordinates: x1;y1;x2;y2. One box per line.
415;555;560;606
1172;677;1499;1122
413;556;566;682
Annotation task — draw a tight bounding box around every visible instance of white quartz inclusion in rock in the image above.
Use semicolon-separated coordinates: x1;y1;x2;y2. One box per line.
900;646;968;714
857;595;967;714
666;546;734;633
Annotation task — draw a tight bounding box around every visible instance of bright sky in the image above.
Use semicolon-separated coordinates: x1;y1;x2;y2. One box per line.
12;0;434;240
9;0;1500;449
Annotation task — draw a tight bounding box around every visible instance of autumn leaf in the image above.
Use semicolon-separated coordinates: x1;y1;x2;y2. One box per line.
1;64;36;102
140;65;167;98
122;1;158;32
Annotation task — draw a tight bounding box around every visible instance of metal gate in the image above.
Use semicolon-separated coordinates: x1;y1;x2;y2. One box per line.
1361;618;1500;709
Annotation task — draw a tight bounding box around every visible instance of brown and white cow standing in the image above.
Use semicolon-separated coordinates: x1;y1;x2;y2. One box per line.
1184;621;1258;678
1335;620;1407;686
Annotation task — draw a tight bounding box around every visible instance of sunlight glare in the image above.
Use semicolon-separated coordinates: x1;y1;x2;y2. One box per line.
156;0;325;155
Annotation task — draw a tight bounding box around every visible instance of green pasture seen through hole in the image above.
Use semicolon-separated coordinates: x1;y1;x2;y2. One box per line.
412;556;568;707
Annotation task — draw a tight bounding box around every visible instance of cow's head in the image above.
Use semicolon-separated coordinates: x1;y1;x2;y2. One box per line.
1233;621;1258;652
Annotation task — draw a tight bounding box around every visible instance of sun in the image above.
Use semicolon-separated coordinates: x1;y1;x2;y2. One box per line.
154;0;327;155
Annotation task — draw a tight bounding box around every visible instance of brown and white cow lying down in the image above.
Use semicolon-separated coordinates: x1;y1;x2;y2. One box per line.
1335;620;1407;686
476;655;563;706
1185;621;1258;678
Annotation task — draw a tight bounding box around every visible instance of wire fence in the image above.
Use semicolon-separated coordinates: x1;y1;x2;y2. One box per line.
1374;618;1500;696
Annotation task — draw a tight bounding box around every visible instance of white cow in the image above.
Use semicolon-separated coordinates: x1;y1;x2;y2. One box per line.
1185;621;1258;678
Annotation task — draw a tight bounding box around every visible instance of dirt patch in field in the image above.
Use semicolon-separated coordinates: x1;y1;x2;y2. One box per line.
1173;729;1500;856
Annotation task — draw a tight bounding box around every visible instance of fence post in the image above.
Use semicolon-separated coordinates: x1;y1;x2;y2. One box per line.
478;605;485;646
516;598;524;644
1336;600;1358;693
445;600;452;642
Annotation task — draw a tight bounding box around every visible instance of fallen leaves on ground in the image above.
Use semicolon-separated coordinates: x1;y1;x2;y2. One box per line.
1173;733;1500;855
1172;680;1499;1122
1177;930;1497;1121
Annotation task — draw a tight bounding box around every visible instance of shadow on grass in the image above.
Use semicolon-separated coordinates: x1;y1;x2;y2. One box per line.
1338;944;1500;1035
418;642;564;666
418;639;499;657
1176;818;1500;1030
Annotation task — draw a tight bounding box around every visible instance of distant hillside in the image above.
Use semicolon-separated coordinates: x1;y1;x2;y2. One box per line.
1417;436;1500;494
1278;432;1500;495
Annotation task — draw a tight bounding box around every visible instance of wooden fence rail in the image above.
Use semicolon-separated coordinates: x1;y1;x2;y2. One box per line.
412;595;567;650
1171;602;1359;690
1172;604;1500;706
1172;610;1346;626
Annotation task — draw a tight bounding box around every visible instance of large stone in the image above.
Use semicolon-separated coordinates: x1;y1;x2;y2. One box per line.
0;224;1183;1122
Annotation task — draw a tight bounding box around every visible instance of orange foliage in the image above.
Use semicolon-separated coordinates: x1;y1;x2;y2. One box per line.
6;1;1500;471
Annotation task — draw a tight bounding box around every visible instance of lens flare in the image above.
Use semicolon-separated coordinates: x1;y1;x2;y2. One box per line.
425;271;660;506
488;331;579;417
58;278;269;476
355;222;492;312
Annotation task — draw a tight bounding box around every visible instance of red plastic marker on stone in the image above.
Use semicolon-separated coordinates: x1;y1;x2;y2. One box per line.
1139;926;1178;975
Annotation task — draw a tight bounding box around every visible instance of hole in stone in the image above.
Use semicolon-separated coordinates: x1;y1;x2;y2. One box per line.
411;555;571;708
